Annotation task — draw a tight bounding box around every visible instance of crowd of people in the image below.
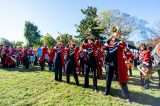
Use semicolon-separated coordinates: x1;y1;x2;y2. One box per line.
0;27;160;103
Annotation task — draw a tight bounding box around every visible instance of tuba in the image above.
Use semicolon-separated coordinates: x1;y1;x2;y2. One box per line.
151;43;160;72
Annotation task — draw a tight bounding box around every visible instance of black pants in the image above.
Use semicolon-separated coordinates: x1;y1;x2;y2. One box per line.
105;64;130;99
40;60;45;70
24;56;29;69
129;69;132;76
66;61;79;85
34;56;38;66
48;61;53;71
134;60;137;68
80;59;85;74
84;60;97;90
16;57;19;67
55;60;62;81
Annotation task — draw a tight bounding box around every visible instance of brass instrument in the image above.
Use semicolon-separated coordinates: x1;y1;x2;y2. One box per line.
137;65;150;79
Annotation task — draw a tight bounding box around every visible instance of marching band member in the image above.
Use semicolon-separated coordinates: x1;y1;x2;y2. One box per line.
95;40;103;79
23;47;30;69
18;47;23;65
103;26;131;103
39;44;49;70
82;36;98;91
125;48;133;76
10;47;17;68
1;45;7;68
54;42;65;81
4;46;11;68
137;44;147;86
48;46;56;71
65;36;80;85
151;43;160;87
140;46;151;89
79;47;86;75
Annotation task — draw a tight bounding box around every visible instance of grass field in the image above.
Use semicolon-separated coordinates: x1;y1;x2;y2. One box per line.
0;66;160;106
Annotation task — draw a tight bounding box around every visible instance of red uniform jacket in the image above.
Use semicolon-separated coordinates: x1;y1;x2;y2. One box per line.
82;43;97;57
142;50;151;65
48;48;56;62
5;48;11;65
117;42;129;84
125;51;133;69
66;46;80;73
40;47;49;62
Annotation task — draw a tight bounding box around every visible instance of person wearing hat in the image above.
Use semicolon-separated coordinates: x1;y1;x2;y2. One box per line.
23;47;30;69
39;44;49;70
95;40;103;79
82;35;98;91
4;45;11;68
79;46;87;75
54;41;65;81
65;36;80;85
48;46;56;71
103;26;131;103
125;48;133;76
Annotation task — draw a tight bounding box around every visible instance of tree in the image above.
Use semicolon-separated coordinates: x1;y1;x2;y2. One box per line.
0;38;14;47
42;33;57;48
145;21;160;46
24;21;42;47
98;9;149;39
15;41;23;47
76;6;105;42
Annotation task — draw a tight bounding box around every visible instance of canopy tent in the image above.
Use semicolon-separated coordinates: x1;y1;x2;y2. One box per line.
126;41;137;49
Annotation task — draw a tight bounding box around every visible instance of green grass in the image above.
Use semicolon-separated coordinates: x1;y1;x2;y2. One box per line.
0;66;160;106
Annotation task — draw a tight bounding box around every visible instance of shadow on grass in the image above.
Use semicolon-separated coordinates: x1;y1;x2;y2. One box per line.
97;85;160;106
1;65;160;106
128;76;160;89
0;65;46;72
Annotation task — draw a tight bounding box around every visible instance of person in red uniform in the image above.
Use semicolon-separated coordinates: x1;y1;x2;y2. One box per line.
79;46;87;75
40;44;49;70
23;47;30;69
48;46;56;71
65;37;80;85
95;40;103;78
18;47;23;65
54;42;65;81
103;26;131;103
125;48;133;76
140;47;151;89
1;45;7;68
4;46;11;68
8;47;17;68
82;36;98;91
0;45;3;62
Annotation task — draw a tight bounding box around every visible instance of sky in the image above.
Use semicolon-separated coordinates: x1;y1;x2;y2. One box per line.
0;0;160;43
